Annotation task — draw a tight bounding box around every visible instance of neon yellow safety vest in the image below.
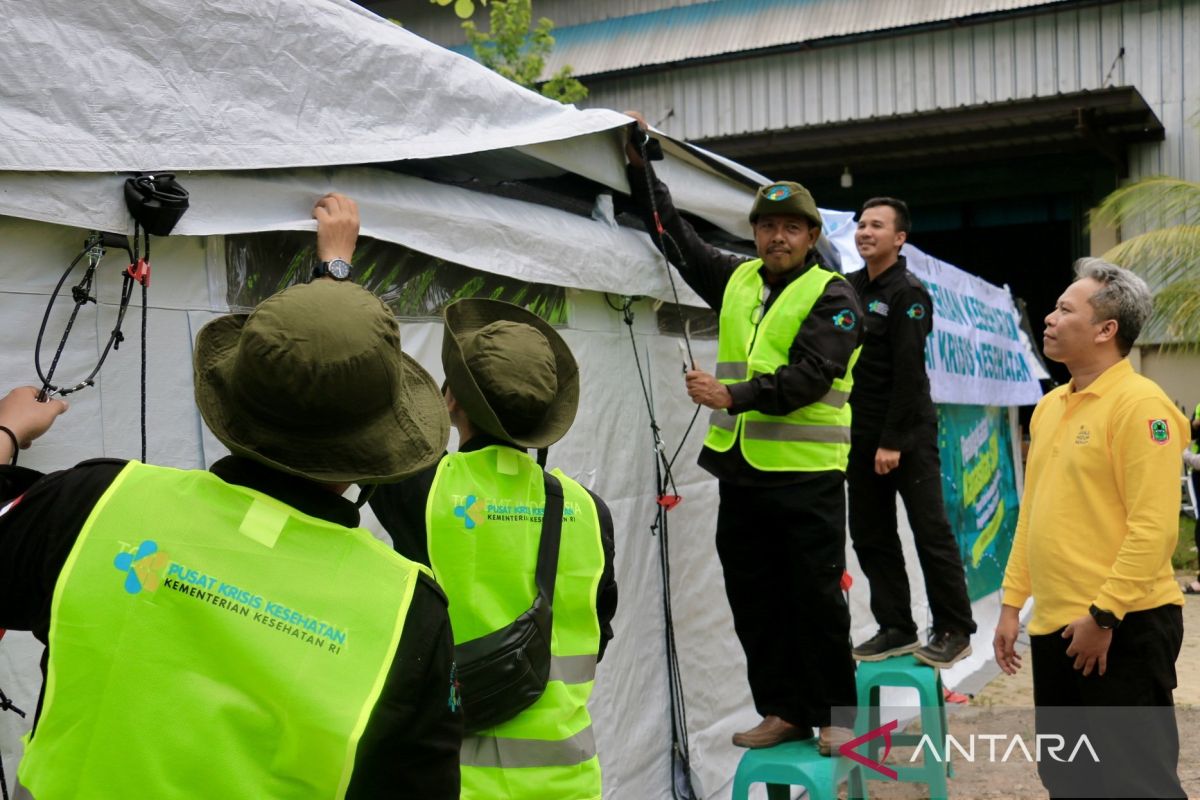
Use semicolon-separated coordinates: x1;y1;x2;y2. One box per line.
704;258;861;471
1191;405;1199;456
426;446;604;800
19;462;429;800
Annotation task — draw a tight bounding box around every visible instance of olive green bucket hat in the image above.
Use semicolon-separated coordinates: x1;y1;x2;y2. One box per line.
194;280;450;484
442;299;579;450
748;181;823;230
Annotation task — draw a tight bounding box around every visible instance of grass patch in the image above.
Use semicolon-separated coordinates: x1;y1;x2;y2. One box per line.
1176;515;1198;573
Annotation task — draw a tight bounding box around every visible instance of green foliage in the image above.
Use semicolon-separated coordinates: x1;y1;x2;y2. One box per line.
430;0;486;20
461;0;588;104
1090;176;1200;344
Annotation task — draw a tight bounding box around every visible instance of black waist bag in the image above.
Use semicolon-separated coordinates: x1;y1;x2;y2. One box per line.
455;472;564;733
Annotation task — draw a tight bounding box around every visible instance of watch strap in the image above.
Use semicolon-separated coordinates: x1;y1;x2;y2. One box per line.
1088;604;1120;630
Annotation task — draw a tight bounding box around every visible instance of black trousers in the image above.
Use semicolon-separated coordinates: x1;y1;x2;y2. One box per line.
1030;604;1185;799
715;473;856;728
846;427;975;636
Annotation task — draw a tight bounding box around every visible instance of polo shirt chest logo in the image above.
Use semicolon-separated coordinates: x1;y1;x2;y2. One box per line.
1149;418;1171;444
1074;425;1091;445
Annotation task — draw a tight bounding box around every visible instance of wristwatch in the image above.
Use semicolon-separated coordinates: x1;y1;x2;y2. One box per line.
1088;604;1120;630
312;258;352;281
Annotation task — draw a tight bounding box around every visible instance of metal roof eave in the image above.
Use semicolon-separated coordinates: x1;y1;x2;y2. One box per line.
698;86;1165;180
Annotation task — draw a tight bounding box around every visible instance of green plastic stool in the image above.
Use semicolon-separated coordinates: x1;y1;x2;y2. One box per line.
848;654;951;800
731;738;844;800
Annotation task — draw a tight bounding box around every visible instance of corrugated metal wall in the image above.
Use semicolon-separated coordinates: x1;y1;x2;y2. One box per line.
539;0;1073;79
581;0;1200;185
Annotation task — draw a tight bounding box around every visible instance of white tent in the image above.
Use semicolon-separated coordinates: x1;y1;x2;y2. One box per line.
0;2;1041;798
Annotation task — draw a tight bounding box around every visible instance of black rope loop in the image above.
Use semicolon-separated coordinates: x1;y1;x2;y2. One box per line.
35;232;134;401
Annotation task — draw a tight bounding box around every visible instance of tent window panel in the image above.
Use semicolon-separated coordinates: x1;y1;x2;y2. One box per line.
224;231;568;323
656;303;718;339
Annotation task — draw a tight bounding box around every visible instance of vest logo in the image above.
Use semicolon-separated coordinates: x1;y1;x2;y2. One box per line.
113;540;171;595
906;303;927;320
1074;425;1091;445
764;184;793;201
832;309;857;331
454;495;485;530
1149;419;1170;444
867;299;889;316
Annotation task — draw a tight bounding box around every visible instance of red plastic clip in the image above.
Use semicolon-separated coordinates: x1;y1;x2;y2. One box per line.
126;258;151;287
839;569;854;592
657;494;682;510
653;211;665;236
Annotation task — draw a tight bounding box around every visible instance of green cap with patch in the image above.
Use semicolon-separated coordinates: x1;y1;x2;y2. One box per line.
749;181;822;230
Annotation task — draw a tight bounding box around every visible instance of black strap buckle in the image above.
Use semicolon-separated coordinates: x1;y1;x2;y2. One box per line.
124;173;189;235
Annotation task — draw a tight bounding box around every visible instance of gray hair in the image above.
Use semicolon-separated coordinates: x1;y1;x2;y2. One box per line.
1074;257;1153;355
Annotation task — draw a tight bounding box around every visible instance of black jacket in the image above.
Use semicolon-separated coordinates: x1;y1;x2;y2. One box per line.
0;455;462;799
847;256;938;450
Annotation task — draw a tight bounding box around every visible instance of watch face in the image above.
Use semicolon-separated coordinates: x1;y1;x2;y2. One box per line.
327;259;351;280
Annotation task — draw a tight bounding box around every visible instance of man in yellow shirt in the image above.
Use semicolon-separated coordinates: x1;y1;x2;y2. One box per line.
994;258;1186;799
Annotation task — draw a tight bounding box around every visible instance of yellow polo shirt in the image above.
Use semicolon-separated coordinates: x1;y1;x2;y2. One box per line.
1002;359;1186;635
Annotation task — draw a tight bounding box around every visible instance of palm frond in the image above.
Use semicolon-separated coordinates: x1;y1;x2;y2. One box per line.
1102;225;1200;287
1090;176;1200;231
1145;278;1200;349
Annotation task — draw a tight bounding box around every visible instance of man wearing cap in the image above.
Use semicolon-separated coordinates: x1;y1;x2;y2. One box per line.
0;194;462;798
370;298;617;800
625;114;862;753
847;197;976;668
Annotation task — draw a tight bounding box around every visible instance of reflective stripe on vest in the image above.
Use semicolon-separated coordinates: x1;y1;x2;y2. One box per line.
426;447;604;800
461;725;597;769
18;462;426;800
703;258;861;471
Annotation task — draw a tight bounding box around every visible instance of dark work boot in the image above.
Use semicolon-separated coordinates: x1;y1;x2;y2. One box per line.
914;631;972;668
852;627;919;662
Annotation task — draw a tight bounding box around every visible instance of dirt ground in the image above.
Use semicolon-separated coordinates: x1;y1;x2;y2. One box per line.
840;585;1200;799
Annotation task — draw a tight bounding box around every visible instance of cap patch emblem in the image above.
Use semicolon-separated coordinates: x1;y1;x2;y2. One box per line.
765;184;793;201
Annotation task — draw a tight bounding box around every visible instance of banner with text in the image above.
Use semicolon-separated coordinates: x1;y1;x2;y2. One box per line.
902;244;1046;407
937;404;1021;601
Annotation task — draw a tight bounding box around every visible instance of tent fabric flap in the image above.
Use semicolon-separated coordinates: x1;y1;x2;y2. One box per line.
0;0;630;173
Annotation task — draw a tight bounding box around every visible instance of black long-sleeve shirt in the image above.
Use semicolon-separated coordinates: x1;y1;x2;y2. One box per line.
369;434;618;661
626;164;864;485
0;456;462;799
847;256;938;451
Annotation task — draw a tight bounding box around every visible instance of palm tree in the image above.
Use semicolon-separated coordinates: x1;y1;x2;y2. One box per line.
1090;175;1200;345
